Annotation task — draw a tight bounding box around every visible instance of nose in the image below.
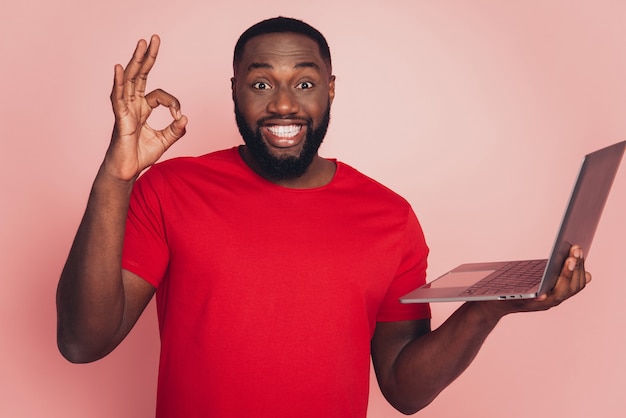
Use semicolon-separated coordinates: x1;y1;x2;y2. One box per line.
266;85;299;116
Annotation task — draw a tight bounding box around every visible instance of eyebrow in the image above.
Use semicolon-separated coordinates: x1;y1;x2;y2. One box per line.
247;61;320;72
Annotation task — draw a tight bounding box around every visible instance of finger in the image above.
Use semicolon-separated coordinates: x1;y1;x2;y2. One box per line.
575;254;591;289
145;89;182;119
110;64;139;124
122;37;156;101
165;115;188;143
569;246;589;290
563;252;588;297
144;89;187;145
546;255;577;304
123;39;147;101
135;35;161;97
147;115;187;155
568;256;583;293
571;246;592;285
569;244;582;257
110;64;126;115
574;250;584;289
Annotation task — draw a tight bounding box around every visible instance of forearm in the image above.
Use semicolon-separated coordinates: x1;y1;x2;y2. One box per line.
381;302;503;414
56;164;135;362
374;247;589;414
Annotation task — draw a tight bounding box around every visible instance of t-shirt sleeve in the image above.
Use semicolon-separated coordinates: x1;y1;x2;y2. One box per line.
376;207;431;322
122;167;170;288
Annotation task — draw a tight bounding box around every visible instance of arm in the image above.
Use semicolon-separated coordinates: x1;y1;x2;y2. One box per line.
371;245;591;415
56;35;187;363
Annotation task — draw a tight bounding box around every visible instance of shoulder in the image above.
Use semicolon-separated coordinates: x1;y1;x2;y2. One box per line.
150;147;239;172
333;161;412;209
137;147;241;182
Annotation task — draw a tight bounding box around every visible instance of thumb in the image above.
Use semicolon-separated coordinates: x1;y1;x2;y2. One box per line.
164;114;188;145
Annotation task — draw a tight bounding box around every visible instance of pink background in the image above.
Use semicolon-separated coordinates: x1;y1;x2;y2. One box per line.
1;0;625;416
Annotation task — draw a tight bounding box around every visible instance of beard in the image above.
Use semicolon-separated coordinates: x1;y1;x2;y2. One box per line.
234;102;331;181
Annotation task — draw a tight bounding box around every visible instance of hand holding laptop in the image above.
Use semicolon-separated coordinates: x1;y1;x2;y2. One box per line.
373;142;624;414
471;244;591;318
371;244;592;414
401;140;625;304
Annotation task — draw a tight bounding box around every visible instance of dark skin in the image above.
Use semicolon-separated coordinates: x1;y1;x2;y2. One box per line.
232;33;336;188
56;35;180;361
56;33;591;414
371;247;589;413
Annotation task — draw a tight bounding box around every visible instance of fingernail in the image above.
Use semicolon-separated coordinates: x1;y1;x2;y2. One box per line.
568;259;576;271
573;248;582;259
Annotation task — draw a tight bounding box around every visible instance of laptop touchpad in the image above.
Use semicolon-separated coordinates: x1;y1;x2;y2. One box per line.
428;270;495;288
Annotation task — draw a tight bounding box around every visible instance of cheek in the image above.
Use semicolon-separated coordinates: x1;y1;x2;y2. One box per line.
236;94;265;119
302;93;330;119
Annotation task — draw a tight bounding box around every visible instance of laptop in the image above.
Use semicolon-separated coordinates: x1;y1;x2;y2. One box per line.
400;140;626;303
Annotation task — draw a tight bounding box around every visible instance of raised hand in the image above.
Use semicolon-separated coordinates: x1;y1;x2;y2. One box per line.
105;34;188;181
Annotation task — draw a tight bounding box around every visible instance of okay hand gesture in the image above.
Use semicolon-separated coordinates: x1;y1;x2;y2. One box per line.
105;35;188;181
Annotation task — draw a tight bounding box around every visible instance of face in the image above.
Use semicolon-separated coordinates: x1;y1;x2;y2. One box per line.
232;32;335;180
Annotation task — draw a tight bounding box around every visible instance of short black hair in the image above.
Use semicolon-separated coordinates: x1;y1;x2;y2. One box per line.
233;17;332;72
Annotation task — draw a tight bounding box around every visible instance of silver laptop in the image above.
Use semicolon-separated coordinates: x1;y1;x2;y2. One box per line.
401;140;626;303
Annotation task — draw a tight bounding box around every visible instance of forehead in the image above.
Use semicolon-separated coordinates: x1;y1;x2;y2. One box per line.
236;32;329;74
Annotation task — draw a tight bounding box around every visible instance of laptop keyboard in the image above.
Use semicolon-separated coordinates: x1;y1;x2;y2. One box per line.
460;259;548;296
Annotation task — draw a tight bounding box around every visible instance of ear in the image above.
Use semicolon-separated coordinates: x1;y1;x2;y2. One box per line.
328;75;336;105
231;77;236;101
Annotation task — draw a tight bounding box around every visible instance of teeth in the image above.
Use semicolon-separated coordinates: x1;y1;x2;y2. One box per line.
267;125;301;138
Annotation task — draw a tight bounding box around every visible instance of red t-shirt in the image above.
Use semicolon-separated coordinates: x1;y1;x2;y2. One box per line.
122;147;430;417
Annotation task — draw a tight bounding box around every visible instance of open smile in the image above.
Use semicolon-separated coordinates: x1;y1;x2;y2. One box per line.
262;124;306;148
266;124;302;138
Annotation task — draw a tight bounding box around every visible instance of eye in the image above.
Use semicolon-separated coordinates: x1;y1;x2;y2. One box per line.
252;81;272;90
297;81;314;90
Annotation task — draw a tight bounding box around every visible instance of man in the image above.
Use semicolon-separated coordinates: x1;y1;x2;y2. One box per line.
56;17;590;417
